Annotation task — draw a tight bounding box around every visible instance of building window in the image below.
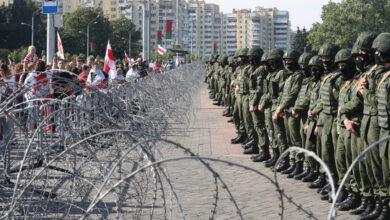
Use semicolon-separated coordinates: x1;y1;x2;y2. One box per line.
111;8;116;12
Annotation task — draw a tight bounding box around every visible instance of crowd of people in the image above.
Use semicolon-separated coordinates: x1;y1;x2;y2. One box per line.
0;45;182;143
206;32;390;220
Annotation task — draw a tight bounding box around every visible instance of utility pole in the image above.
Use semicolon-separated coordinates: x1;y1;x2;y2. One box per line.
175;0;180;48
129;30;132;58
191;19;194;55
31;8;40;46
142;0;148;60
46;14;55;63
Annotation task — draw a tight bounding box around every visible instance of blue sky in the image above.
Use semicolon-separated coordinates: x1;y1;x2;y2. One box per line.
207;0;342;30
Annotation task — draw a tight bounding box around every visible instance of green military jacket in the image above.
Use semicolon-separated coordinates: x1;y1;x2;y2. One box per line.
279;69;304;110
260;67;288;111
292;75;312;115
249;65;268;107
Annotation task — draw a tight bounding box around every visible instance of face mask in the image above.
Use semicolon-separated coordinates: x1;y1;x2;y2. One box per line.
323;60;333;70
269;60;279;70
265;63;272;72
301;67;310;76
339;64;354;79
355;59;365;71
311;68;322;81
375;53;382;65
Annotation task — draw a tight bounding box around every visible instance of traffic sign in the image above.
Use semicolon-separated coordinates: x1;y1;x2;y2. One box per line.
42;0;58;14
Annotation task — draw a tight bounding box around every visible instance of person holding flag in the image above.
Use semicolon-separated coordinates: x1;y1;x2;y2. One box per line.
103;41;117;85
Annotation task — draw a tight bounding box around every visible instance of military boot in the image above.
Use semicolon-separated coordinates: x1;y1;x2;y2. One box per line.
275;156;290;172
338;193;360;211
222;109;229;116
225;112;233;117
281;159;296;175
265;148;280;168
243;144;259;154
334;188;348;206
377;205;390;220
318;183;329;195
308;173;326;189
252;146;270;162
350;197;372;215
288;161;303;178
302;170;318;182
227;118;233;123
295;167;310;180
359;200;382;220
231;134;246;144
241;137;250;146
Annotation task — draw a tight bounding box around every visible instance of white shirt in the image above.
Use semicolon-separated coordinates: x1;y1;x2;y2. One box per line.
126;68;140;82
24;71;51;99
87;69;105;87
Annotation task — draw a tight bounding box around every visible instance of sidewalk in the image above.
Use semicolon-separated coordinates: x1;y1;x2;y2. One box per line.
160;84;354;220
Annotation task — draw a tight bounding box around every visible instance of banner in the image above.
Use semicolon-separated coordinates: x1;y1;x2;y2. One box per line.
166;20;172;39
56;32;65;59
157;30;162;45
158;45;167;55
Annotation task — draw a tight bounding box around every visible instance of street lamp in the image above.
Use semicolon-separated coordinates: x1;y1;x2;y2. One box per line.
87;15;99;57
121;31;132;56
21;8;41;46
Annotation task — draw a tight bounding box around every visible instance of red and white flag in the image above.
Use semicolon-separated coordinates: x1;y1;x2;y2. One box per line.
158;45;167;55
56;32;65;59
124;51;131;63
103;41;117;84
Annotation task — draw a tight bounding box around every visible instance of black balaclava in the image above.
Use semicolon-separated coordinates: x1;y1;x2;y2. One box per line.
375;51;390;65
301;65;310;77
311;66;324;82
339;62;356;80
285;59;299;71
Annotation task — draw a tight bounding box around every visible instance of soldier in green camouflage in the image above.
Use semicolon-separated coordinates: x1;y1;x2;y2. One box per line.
272;50;303;173
239;47;265;154
357;33;390;220
297;55;324;183
336;32;378;215
308;43;341;199
231;48;250;144
252;52;273;162
259;48;288;169
283;52;315;179
222;56;236;117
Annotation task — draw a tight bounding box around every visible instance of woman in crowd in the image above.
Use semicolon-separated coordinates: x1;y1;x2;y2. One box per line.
0;64;16;141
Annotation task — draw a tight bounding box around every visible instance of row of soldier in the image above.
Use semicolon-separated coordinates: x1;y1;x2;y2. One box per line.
205;32;390;220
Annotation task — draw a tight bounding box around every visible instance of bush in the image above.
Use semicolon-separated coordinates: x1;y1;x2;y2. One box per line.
10;47;28;63
0;49;11;61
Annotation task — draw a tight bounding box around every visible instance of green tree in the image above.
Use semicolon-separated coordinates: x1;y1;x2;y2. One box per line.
0;0;46;53
292;27;311;53
59;8;110;57
109;16;141;59
308;0;390;50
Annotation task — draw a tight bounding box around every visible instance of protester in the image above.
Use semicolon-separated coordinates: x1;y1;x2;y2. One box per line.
126;62;140;82
23;45;39;72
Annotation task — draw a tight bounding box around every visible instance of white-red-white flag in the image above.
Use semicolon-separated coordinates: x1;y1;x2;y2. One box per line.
158;45;167;55
56;32;65;59
124;51;131;63
103;41;117;84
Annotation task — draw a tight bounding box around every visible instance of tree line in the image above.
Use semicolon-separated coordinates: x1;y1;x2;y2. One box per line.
294;0;390;52
0;0;141;62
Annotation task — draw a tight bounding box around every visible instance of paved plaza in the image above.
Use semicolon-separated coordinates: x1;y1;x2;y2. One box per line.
159;83;355;220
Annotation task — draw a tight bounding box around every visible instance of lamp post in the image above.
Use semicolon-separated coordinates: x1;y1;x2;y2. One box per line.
121;31;132;57
87;15;99;57
21;8;41;46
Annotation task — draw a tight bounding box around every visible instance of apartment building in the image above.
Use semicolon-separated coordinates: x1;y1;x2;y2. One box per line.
4;0;291;56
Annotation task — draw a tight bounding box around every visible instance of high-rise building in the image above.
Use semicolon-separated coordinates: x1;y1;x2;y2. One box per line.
3;0;292;57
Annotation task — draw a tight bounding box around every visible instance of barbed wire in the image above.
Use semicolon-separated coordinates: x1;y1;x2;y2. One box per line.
0;61;368;219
